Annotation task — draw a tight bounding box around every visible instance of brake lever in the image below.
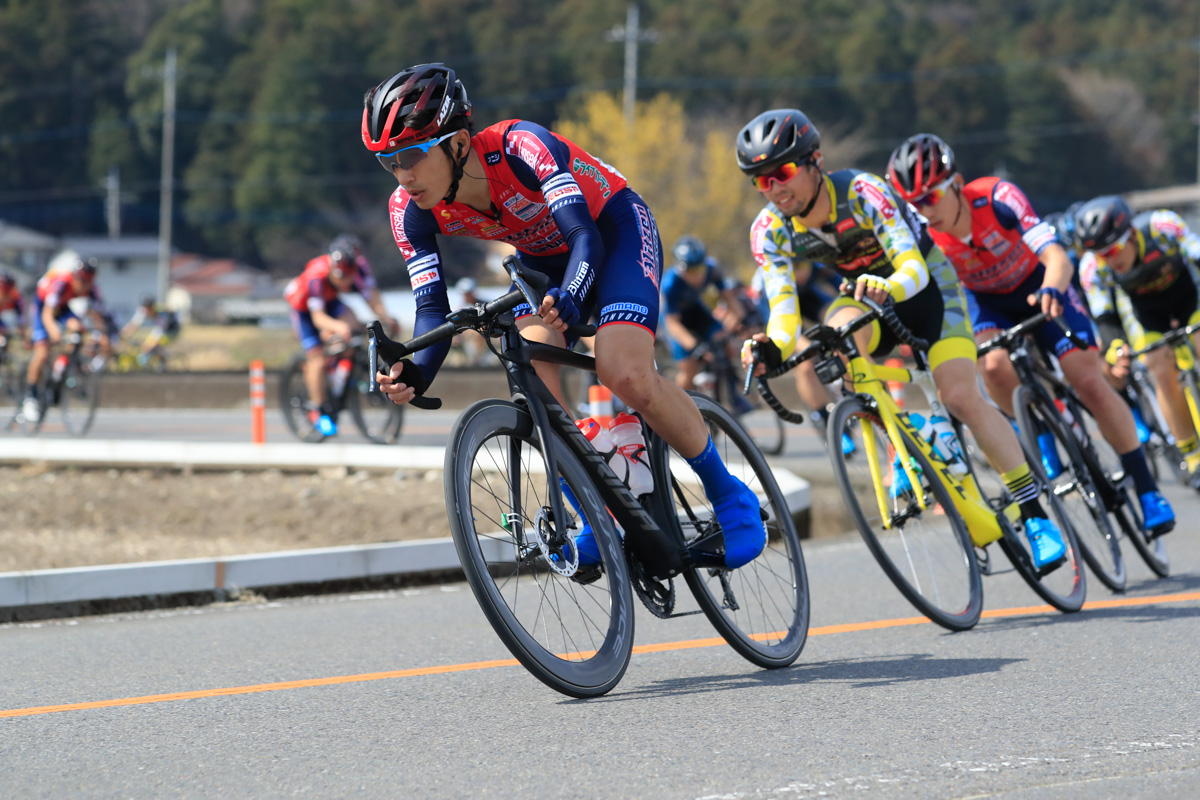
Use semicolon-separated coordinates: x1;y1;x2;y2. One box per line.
743;342;758;396
366;320;442;410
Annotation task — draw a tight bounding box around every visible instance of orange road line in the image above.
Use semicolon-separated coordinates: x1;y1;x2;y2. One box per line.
4;590;1198;720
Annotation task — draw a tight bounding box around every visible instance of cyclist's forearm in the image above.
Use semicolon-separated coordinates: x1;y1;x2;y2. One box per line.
1040;244;1074;292
663;315;696;350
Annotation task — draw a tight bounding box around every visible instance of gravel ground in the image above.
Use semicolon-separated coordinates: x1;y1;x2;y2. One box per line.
0;465;450;572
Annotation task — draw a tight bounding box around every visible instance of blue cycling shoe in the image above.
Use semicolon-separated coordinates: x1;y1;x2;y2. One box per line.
1139;490;1175;539
1036;430;1062;479
712;479;766;569
841;431;856;456
889;455;921;499
316;414;338;437
1131;406;1151;445
559;479;602;566
1024;517;1067;571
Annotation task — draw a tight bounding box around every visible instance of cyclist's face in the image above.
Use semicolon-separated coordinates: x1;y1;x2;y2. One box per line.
330;269;356;292
388;131;462;210
762;160;819;218
1105;234;1138;273
916;177;960;231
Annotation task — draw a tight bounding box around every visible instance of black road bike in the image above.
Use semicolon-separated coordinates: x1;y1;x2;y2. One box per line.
368;256;810;698
281;336;404;444
19;331;100;436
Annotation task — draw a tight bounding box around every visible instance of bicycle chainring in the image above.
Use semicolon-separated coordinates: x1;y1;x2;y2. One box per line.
629;554;675;618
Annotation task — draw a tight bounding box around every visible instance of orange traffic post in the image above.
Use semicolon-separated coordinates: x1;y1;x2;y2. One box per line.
250;359;266;444
588;384;614;428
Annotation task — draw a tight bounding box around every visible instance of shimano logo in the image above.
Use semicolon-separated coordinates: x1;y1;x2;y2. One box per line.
601;302;648;316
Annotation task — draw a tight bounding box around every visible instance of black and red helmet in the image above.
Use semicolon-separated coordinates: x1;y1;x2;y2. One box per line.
362;64;472;153
1073;195;1133;253
887;133;957;203
736;109;821;174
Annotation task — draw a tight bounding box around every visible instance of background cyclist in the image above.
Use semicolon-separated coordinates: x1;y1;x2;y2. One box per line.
366;63;767;570
740;109;1067;569
887;135;1173;537
660;234;747;397
284;237;397;436
24;257;108;422
0;271;28;348
120;295;181;367
1075;195;1200;487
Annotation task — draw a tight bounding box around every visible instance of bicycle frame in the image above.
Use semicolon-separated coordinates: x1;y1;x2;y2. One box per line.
1133;323;1200;444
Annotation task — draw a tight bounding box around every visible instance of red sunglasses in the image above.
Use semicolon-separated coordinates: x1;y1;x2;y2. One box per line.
750;159;813;192
912;176;955;209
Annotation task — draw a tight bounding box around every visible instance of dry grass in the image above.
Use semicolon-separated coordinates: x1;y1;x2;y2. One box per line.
171;325;300;371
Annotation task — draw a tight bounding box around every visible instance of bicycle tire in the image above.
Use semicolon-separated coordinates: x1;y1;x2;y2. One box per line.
828;395;983;631
0;354;21;430
1130;374;1187;486
445;398;635;698
346;362;403;445
1013;385;1121;593
279;354;324;442
59;358;100;437
653;392;809;668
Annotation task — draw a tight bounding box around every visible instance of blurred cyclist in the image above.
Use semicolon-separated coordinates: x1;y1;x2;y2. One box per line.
24;256;109;421
120;295;181;366
284;237;398;436
0;271;28;347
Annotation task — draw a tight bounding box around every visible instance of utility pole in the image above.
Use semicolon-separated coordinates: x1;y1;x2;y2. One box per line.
607;4;658;123
105;165;120;239
157;48;177;306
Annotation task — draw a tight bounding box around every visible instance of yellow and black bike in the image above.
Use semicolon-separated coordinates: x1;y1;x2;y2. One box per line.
753;297;1086;631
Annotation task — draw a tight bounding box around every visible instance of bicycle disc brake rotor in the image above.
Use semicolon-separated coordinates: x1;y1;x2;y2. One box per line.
534;505;579;577
629;554;675;618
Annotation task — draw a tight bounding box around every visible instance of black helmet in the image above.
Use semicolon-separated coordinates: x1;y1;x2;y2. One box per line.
329;241;358;278
140;294;156;307
672;235;707;268
1073;196;1133;252
72;256;98;276
329;234;362;257
0;270;14;289
736;109;821;174
361;63;472;154
887;133;957;203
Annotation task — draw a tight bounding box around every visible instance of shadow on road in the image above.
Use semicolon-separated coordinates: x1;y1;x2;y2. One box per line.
580;653;1024;703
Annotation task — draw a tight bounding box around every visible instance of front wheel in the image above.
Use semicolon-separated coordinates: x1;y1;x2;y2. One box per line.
59;358;100;437
828;395;982;631
445;399;635;698
652;393;809;668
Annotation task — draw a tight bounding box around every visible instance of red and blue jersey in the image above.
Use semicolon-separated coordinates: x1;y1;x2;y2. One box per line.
388;119;633;382
35;268;101;310
283;254;371;313
929;177;1058;294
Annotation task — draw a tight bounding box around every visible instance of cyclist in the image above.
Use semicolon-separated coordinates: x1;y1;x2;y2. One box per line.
284;238;397;436
738;109;1066;569
120;295;181;366
660;235;747;397
23;256;109;422
364;62;766;570
1074;195;1200;485
0;271;28;345
887;134;1173;537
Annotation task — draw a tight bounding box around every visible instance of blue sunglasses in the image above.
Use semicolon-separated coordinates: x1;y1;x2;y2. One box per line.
376;131;457;173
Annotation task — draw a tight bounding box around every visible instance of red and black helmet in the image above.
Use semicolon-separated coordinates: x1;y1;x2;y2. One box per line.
1073;195;1133;253
362;64;472;153
887;133;957;203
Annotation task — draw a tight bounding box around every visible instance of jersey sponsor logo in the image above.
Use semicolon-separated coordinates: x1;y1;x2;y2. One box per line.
852;177;895;221
993;182;1036;228
503;194;545;222
390;205;414;259
980;231;1011;257
440;209;453;219
485;150;502;165
505;130;558;181
567;262;594;298
443;221;465;233
545;182;584;207
633;202;662;288
410;267;441;288
571;157;613;198
972;197;989;208
836;218;856;234
601;302;649;317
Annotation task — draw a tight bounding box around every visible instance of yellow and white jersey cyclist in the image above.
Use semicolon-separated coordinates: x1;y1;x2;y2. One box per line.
1077;197;1200;482
736;108;1068;570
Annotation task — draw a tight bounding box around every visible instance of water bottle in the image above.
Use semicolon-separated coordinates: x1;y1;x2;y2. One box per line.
929;414;968;475
328;357;353;398
608;412;654;497
576;417;630;487
694;371;716;395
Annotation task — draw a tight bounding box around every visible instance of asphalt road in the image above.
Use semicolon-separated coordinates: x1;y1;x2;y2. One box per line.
3;479;1200;798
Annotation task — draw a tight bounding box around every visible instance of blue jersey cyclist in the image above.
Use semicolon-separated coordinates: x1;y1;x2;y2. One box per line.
365;63;767;570
888;134;1174;538
739;109;1068;569
660;235;746;393
1076;196;1200;485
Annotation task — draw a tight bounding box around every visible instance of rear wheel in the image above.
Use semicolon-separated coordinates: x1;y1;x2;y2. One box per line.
347;360;403;444
653;393;809;668
280;353;324;442
445;399;634;698
828;395;982;631
1013;385;1124;593
59;357;100;436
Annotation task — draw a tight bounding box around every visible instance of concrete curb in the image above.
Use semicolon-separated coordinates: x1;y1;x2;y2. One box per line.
0;440;810;611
